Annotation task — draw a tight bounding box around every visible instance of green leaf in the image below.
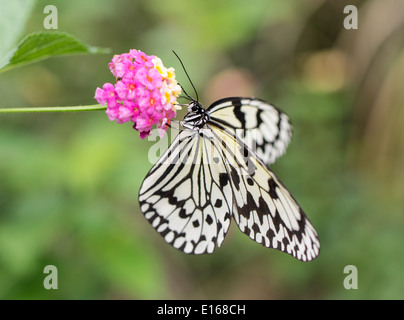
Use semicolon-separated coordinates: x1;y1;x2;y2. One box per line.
0;32;110;73
0;0;36;60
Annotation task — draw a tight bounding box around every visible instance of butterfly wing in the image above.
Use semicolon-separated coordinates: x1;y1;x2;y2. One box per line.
138;129;234;254
207;97;292;166
208;122;320;261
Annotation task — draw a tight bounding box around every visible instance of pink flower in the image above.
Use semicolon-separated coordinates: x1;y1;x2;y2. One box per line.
116;103;134;124
95;49;182;139
106;106;118;121
130;49;155;68
135;111;162;138
138;89;162;114
108;53;132;78
115;80;138;101
136;68;162;90
94;83;118;108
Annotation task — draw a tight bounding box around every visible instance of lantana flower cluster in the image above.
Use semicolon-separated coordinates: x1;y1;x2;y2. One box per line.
95;49;182;138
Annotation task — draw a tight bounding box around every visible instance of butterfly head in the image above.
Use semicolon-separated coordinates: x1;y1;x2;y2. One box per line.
181;100;210;131
187;100;204;113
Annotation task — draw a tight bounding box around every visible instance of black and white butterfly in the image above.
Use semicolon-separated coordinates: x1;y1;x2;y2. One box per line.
138;94;320;262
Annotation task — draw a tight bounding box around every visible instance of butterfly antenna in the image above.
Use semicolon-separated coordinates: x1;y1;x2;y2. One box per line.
172;51;199;102
177;83;194;101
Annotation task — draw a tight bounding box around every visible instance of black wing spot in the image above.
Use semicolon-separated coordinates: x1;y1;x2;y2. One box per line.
272;210;282;232
217;221;223;232
266;228;275;239
252;223;260;234
267;178;279;199
256;109;263;126
240;145;249;157
205;215;213;225
230;167;240;190
219;173;229;187
179;208;189;219
214;199;223;208
168;195;178;205
232;98;245;129
192;220;200;228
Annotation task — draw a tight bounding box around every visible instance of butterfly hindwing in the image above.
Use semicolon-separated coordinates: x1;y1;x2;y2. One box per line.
207;97;292;166
138;129;233;254
208;123;320;261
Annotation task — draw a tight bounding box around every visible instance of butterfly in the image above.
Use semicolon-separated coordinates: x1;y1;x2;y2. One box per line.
138;94;320;262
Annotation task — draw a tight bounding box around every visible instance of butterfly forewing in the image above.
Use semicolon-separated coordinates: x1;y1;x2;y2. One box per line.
208;123;320;262
139;130;233;254
207;97;292;166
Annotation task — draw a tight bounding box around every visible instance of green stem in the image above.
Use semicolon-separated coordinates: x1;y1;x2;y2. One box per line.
0;104;107;113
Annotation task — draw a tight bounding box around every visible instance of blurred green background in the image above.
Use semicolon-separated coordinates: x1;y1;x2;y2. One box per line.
1;0;404;299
